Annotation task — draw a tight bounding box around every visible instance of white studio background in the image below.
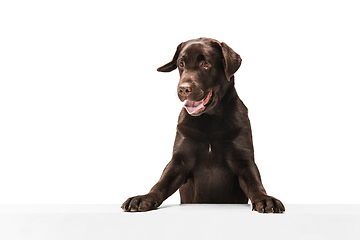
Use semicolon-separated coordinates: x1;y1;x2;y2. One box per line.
0;0;359;204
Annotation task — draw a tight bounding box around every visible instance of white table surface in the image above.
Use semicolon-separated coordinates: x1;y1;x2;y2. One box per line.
1;204;359;240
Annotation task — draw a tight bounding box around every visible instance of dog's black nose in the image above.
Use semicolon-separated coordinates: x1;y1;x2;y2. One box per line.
178;83;192;99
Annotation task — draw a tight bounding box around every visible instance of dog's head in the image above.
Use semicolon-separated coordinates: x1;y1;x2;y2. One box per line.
157;38;242;116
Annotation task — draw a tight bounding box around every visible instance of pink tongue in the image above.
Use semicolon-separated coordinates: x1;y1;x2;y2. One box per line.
184;90;212;115
184;100;205;114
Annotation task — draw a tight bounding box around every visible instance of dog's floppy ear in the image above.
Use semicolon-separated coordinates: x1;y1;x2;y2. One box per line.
157;42;184;72
220;42;242;81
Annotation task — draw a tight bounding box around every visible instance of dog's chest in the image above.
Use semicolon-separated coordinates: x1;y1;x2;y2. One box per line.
185;144;238;198
194;141;231;175
178;116;240;143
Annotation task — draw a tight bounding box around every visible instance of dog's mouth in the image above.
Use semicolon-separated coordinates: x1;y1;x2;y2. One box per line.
184;90;212;116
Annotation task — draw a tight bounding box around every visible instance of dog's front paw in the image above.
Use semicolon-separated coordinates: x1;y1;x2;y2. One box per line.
252;195;285;213
121;194;160;212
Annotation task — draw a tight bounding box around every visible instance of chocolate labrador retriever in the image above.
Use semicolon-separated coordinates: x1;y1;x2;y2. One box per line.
122;38;285;213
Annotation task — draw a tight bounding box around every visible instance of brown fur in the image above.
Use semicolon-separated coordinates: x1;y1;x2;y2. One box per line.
122;38;285;213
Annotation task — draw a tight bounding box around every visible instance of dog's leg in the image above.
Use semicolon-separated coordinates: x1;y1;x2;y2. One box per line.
230;126;285;213
122;133;194;212
121;158;189;212
237;161;285;213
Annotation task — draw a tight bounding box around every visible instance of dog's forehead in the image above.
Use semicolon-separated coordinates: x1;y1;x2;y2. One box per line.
180;42;219;60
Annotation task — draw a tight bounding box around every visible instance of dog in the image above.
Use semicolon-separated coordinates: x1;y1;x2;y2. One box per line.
122;38;285;213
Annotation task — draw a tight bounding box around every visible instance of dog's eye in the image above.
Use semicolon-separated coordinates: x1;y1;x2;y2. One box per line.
179;61;185;68
201;61;211;69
